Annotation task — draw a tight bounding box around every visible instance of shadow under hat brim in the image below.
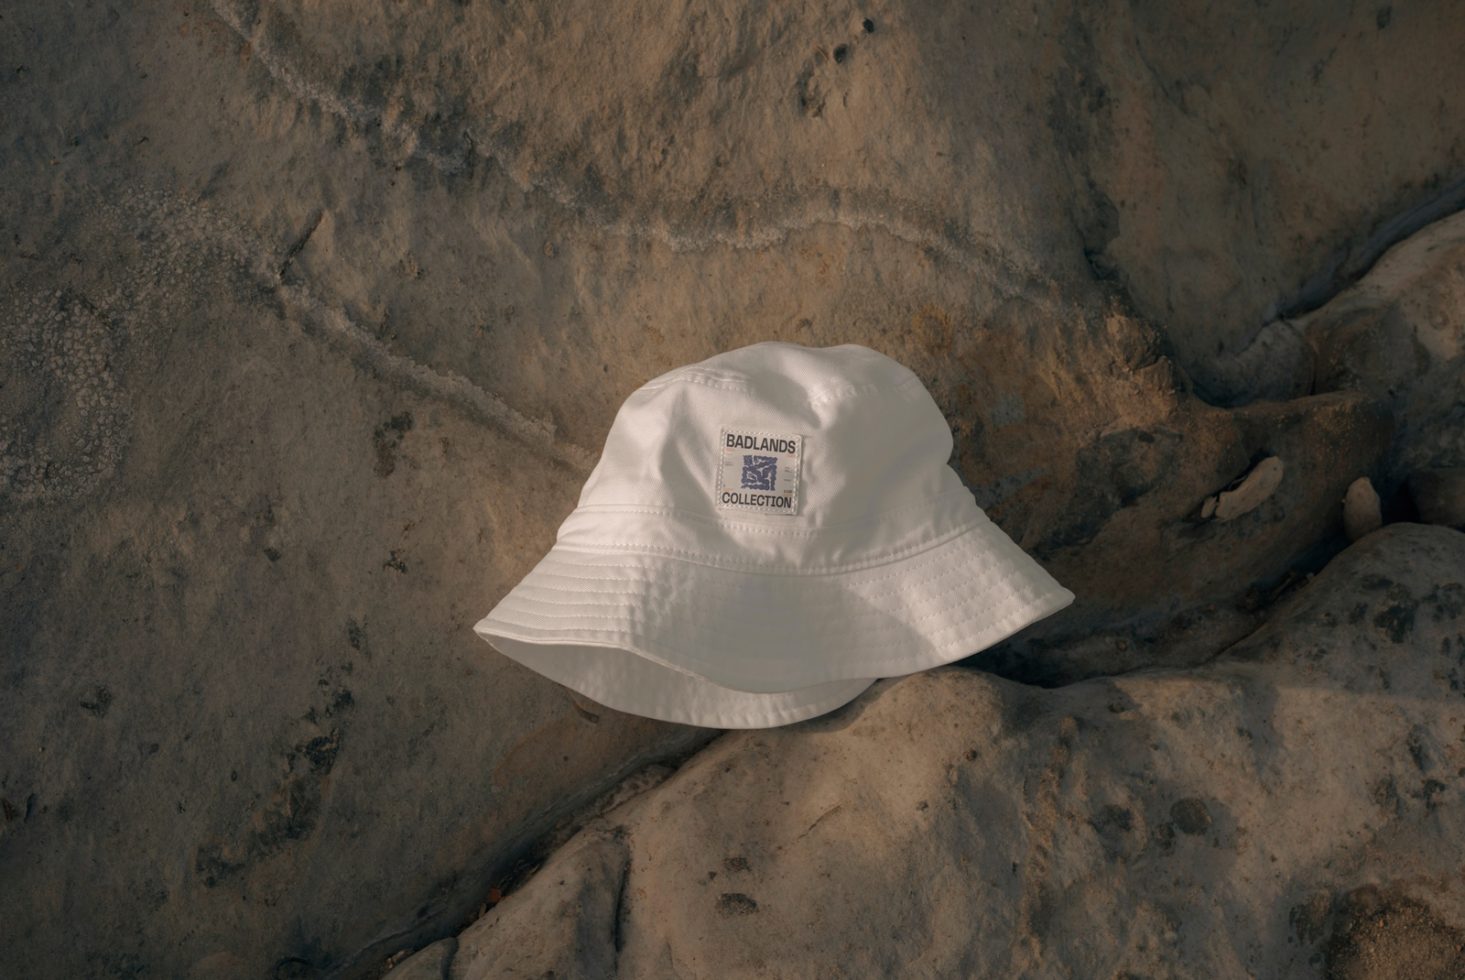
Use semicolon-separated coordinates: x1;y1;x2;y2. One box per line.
473;513;1075;722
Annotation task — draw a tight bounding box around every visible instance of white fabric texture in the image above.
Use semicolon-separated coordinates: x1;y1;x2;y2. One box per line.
474;341;1075;728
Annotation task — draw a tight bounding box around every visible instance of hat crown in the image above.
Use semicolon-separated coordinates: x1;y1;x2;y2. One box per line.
558;343;976;567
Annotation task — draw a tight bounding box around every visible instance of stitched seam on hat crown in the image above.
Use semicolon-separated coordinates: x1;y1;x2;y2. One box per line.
544;517;994;574
569;486;980;535
638;373;754;394
640;367;747;386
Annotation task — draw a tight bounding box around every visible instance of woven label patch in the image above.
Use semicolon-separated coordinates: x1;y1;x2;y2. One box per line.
715;426;802;515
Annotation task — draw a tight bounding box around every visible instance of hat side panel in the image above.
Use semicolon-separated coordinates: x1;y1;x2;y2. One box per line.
573;384;696;511
798;381;958;524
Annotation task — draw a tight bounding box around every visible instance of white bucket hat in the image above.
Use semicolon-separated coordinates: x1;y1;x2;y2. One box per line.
474;341;1074;729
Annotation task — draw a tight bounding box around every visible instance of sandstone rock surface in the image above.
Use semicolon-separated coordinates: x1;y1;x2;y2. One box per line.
4;0;1465;977
433;524;1465;979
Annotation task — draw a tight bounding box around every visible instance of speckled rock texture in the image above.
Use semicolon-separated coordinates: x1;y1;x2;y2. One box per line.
3;0;1464;977
429;524;1465;980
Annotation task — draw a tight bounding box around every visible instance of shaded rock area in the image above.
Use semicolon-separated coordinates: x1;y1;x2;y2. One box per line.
1299;207;1465;489
417;524;1465;979
3;0;1465;978
1411;468;1465;531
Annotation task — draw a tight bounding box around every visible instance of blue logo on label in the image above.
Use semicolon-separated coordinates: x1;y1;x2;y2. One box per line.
741;455;777;491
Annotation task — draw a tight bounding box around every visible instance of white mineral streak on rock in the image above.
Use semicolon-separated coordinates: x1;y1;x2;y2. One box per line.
203;0;1037;282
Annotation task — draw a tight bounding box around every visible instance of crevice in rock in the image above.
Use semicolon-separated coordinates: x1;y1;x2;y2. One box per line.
278;207;324;280
435;937;456;980
1268;173;1465;325
610;845;631;963
1200;175;1465;407
354;729;720;978
970;528;1353;692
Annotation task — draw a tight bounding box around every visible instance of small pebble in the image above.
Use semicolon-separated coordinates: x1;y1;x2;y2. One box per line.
1213;456;1285;520
1342;476;1382;541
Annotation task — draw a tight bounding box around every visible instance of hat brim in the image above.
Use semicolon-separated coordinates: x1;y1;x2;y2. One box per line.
473;512;1074;727
484;634;877;729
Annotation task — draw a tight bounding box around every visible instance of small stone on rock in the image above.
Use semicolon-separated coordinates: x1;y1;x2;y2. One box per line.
1343;476;1383;541
1213;456;1285;520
